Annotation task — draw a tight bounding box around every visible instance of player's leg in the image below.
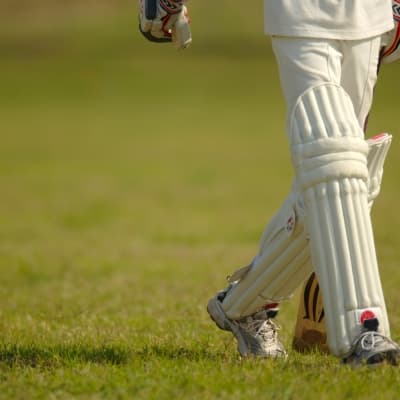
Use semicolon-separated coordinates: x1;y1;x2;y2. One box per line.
290;81;389;357
208;36;400;362
207;37;343;358
282;35;399;362
292;37;395;355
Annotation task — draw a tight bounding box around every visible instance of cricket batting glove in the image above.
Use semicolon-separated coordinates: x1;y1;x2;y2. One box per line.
382;0;400;63
139;0;192;49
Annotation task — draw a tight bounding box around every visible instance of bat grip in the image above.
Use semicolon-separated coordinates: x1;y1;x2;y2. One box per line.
145;0;158;20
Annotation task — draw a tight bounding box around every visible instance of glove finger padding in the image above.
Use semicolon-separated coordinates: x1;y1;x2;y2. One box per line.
382;0;400;63
139;0;192;49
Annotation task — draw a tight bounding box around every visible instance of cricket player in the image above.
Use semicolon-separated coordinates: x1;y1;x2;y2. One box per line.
139;0;400;365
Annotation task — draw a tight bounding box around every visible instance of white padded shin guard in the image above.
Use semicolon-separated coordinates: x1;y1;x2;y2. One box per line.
222;189;311;319
291;84;390;356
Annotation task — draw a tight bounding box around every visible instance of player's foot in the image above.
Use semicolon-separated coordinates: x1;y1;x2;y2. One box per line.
207;292;287;358
342;331;400;366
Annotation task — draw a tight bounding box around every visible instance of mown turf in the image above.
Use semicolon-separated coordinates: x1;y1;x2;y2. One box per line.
1;2;400;399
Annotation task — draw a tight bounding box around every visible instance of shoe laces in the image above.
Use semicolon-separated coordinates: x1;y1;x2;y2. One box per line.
258;320;280;344
360;332;384;351
238;313;279;342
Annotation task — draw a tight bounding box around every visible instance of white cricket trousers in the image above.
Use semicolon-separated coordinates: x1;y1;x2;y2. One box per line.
271;36;383;131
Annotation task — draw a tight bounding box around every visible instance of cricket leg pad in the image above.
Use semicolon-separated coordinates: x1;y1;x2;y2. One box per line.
290;83;390;356
221;187;312;320
292;132;392;353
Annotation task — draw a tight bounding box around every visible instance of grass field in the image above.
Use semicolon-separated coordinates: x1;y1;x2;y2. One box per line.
1;2;400;399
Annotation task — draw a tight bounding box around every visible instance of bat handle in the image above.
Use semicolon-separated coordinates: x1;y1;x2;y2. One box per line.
145;0;158;20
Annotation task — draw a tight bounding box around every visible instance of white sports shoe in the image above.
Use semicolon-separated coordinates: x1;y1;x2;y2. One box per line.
342;331;400;366
207;293;287;358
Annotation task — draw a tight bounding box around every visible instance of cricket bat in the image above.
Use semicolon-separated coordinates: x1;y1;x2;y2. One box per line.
293;272;328;353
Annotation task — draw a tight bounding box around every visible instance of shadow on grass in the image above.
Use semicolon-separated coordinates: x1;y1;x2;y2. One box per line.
137;344;226;362
0;343;226;368
0;343;129;368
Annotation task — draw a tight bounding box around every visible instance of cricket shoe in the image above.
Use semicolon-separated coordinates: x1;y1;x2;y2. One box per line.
207;292;287;358
342;331;400;366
